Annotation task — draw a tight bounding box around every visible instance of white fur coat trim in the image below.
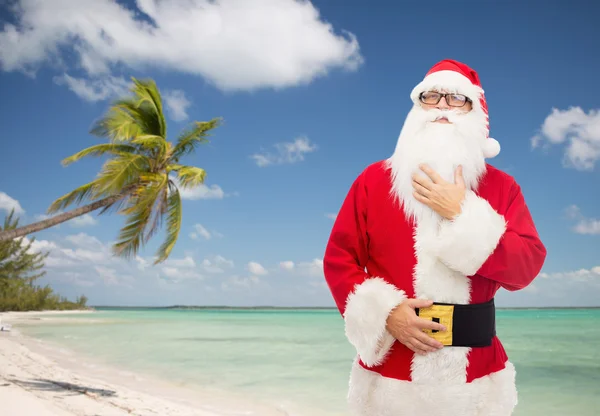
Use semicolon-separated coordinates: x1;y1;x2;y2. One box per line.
343;277;407;367
348;358;518;416
433;190;507;276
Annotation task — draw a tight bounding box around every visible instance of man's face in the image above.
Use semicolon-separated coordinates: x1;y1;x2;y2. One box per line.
418;90;473;124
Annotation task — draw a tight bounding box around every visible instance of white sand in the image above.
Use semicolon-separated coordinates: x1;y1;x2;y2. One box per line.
0;311;292;416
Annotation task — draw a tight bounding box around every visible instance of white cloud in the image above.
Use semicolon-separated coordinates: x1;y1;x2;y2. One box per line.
65;232;103;248
53;74;131;102
0;0;363;98
22;237;58;259
177;183;226;200
201;255;234;274
69;213;98;228
94;266;123;286
0;191;25;215
156;254;233;282
251;136;317;167
159;266;203;283
574;219;600;235
325;213;337;220
61;247;108;264
32;233;112;268
23;233;140;286
531;107;600;171
564;205;600;235
221;275;261;291
297;258;324;278
190;224;211;240
280;258;324;278
164;89;191;122
538;266;600;283
135;255;150;271
162;255;196;268
51;271;96;288
279;261;295;270
247;261;268;276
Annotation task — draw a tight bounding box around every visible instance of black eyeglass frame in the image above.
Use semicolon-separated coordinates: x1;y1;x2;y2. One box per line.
418;91;472;108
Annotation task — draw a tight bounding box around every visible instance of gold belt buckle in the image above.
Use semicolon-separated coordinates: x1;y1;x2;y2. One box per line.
419;304;454;346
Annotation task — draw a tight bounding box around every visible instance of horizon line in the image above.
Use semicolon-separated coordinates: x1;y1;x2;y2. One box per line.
89;305;600;310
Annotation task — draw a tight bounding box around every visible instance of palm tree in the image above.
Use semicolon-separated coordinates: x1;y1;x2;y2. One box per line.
0;78;221;264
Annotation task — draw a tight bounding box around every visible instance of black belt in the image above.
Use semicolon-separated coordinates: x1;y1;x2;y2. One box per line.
415;298;496;347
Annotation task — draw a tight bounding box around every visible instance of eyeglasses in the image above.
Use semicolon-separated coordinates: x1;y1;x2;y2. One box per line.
419;91;472;107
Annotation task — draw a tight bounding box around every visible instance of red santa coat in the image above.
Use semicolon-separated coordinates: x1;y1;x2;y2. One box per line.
323;160;546;416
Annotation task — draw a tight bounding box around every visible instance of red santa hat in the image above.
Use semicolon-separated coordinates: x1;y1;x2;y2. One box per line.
409;59;501;159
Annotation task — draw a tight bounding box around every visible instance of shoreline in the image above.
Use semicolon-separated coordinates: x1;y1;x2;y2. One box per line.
0;310;295;416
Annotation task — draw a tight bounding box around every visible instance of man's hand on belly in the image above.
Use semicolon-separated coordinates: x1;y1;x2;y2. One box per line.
386;298;447;355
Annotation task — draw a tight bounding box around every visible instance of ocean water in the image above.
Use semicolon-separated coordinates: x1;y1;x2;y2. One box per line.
16;308;600;416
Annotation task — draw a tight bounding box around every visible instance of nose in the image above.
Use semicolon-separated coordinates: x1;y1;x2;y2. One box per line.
436;96;450;109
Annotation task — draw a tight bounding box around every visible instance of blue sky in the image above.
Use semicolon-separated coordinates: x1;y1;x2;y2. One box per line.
0;0;598;307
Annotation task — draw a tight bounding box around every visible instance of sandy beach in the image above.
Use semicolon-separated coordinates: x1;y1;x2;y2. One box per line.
0;311;292;416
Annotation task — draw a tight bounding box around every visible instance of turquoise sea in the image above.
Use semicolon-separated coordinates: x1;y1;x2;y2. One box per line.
17;308;600;415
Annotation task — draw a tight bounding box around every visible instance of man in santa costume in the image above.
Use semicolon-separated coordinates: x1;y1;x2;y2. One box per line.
323;59;547;415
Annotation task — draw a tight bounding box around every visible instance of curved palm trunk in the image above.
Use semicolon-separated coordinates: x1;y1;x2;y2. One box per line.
0;194;127;243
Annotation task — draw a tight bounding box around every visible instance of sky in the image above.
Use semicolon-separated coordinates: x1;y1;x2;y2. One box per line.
0;0;598;308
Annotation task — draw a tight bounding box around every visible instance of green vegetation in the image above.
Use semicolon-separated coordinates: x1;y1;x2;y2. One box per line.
0;210;88;312
0;77;221;265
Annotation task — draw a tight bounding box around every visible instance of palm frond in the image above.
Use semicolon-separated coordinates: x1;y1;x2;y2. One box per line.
96;194;131;216
113;173;168;254
170;118;221;162
166;164;183;173
61;143;137;166
111;203;153;260
175;165;206;189
120;173;168;216
90;83;166;141
111;172;170;260
144;184;168;244
153;183;182;264
95;152;150;196
131;78;166;139
47;181;98;214
90;99;145;142
131;135;168;158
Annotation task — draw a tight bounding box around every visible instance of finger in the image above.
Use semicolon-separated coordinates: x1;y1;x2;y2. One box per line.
411;173;433;190
406;298;434;309
454;165;465;187
416;317;447;333
404;340;426;355
408;338;435;355
412;180;431;197
413;191;431;204
413;329;444;349
419;164;445;184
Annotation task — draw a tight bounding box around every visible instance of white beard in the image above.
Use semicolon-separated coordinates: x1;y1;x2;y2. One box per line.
386;105;488;224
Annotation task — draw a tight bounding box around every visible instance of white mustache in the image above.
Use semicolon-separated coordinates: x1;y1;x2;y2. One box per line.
422;108;464;123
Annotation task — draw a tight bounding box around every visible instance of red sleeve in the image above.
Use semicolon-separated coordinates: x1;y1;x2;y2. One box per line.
323;169;406;367
323;171;370;315
476;182;547;291
433;179;547;292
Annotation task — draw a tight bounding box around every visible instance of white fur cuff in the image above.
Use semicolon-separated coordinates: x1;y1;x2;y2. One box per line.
434;190;507;276
343;277;407;367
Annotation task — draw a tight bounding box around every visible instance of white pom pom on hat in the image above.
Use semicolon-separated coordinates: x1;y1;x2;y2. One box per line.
411;59;501;159
482;137;501;158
